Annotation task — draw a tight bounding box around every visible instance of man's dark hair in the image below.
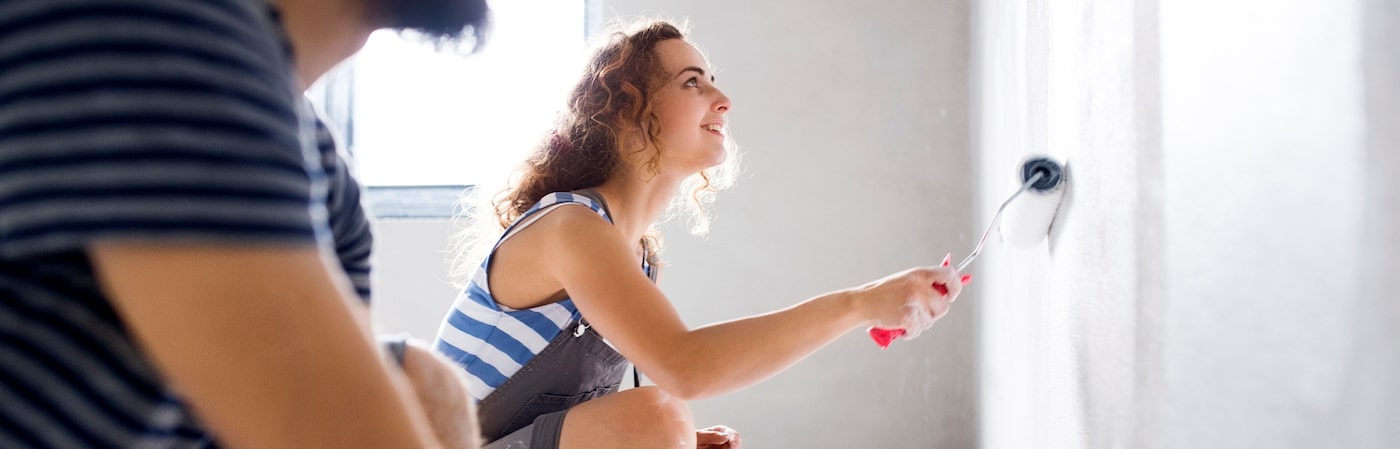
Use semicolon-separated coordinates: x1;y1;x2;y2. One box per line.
376;0;491;52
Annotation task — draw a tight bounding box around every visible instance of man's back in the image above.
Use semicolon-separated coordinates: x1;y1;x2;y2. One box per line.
0;1;318;446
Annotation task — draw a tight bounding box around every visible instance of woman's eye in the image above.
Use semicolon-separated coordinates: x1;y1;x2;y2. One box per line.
684;77;699;88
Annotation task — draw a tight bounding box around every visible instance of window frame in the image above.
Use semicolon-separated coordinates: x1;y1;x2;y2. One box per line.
309;0;601;219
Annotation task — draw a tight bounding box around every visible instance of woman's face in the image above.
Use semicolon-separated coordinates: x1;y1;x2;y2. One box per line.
645;39;732;177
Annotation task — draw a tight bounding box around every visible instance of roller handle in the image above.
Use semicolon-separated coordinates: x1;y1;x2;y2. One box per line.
867;255;971;349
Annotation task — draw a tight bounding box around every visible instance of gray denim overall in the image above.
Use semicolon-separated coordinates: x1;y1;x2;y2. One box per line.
478;317;629;448
479;190;651;449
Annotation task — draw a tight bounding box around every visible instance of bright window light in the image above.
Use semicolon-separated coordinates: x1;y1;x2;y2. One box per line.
318;1;589;187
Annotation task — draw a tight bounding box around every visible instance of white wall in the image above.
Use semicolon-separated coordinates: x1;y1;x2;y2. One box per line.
1154;1;1367;447
977;0;1400;447
370;0;978;448
370;219;460;341
1351;0;1400;445
975;1;1150;447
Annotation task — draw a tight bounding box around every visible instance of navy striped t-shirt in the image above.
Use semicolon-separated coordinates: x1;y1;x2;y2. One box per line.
0;0;373;447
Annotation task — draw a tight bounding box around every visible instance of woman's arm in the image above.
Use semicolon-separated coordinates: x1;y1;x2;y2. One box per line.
533;207;961;400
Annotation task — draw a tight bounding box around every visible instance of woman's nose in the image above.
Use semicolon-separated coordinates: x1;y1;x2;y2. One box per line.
714;90;732;112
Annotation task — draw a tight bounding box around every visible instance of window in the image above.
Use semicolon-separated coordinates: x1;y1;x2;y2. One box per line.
309;0;595;217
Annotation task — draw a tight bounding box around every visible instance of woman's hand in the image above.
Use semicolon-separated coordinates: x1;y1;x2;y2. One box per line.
854;260;964;340
696;425;741;449
400;340;482;449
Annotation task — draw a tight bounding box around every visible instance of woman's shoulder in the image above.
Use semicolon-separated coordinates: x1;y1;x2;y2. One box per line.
498;192;607;237
487;191;638;304
521;201;618;242
497;192;621;251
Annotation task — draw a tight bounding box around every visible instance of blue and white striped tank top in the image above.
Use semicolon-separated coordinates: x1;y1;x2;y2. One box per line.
433;192;652;402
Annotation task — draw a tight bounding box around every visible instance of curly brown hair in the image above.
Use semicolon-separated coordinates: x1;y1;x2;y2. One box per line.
493;20;684;228
453;19;736;278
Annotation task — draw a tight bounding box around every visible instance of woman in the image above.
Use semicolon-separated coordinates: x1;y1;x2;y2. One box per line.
434;19;965;449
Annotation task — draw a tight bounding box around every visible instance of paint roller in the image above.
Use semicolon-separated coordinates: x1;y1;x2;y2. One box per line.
868;156;1067;348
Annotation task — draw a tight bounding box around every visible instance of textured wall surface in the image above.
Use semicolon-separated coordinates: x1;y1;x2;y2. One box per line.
977;0;1400;447
1345;0;1400;446
975;1;1149;447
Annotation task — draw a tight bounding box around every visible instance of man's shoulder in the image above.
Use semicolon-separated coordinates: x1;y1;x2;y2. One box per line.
0;0;315;259
0;0;286;62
